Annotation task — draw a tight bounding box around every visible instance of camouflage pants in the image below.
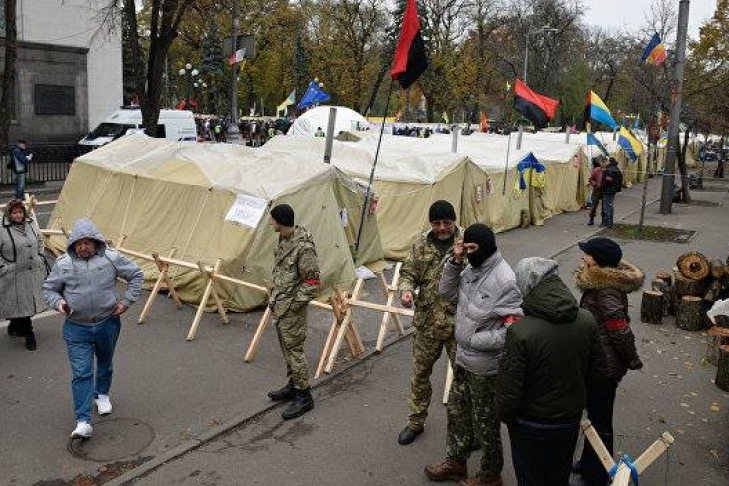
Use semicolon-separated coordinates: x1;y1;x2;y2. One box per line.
408;332;456;430
275;306;310;390
446;366;503;477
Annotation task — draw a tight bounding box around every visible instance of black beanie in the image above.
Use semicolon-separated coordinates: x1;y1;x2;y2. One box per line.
270;204;295;227
463;223;497;267
429;200;457;222
578;237;622;268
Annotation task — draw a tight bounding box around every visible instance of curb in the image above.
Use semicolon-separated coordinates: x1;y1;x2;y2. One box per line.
104;327;415;486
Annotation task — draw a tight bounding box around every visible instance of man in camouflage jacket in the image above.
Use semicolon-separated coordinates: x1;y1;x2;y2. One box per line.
266;204;321;420
397;200;461;445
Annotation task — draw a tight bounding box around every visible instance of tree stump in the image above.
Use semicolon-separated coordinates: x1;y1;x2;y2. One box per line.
655;271;673;287
673;271;707;298
676;296;704;331
710;259;726;279
641;290;664;325
716;344;729;392
651;280;671;316
677;251;710;281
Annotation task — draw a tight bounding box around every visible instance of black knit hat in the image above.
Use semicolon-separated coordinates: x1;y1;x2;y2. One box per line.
428;200;456;222
270;204;295;227
578;237;622;268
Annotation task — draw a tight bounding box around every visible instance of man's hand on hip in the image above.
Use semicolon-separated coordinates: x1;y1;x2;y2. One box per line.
112;302;129;316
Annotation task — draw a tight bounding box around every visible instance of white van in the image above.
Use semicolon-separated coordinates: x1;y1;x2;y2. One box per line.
79;108;198;149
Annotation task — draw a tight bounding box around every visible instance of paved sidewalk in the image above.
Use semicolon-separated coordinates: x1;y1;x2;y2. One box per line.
2;175;728;485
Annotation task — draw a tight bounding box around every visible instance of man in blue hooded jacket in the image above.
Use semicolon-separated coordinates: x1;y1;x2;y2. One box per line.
43;219;144;439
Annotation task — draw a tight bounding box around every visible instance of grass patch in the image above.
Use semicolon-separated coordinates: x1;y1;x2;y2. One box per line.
601;223;695;243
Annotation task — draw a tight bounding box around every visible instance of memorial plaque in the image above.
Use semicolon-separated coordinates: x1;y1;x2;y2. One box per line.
34;84;75;115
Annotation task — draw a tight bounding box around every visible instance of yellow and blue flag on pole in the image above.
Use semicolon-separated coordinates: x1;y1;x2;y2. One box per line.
514;152;546;193
277;89;296;116
587;132;609;156
641;33;668;66
618;127;643;161
584;91;617;130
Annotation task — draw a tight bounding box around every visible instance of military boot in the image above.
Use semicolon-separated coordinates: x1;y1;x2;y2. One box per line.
281;388;314;420
424;458;467;482
267;381;297;401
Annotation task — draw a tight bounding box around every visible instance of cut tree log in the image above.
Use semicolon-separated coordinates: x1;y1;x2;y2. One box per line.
677;251;710;281
655;271;673;287
676;296;704;331
710;259;726;279
673;271;708;297
707;326;729;367
640;290;664;325
716;344;729;392
651;280;671;316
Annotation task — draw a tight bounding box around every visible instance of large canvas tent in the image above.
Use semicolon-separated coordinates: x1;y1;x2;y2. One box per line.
266;135;472;260
288;106;371;136
46;135;383;311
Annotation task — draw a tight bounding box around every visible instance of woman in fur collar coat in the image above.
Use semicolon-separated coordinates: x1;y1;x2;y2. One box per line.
572;237;644;486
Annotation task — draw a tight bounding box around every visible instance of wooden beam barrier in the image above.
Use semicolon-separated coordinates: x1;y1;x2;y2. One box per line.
138;249;180;324
375;263;405;352
320;280;367;377
186;259;229;341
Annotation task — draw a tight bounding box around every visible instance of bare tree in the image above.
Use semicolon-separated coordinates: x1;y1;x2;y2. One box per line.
0;0;18;152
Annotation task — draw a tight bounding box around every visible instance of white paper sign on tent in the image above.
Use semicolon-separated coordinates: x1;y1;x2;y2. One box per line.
225;195;269;228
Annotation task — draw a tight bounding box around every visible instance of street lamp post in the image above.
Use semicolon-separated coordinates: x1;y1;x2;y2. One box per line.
178;63;199;111
517;25;558;149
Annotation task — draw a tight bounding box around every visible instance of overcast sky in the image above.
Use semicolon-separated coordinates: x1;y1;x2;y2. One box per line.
583;0;717;41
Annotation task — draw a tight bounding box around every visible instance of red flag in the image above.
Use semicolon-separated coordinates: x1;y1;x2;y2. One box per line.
176;100;187;110
390;0;428;89
480;111;489;132
513;79;559;129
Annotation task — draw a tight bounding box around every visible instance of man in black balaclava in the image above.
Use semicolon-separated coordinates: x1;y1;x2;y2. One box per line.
461;223;497;268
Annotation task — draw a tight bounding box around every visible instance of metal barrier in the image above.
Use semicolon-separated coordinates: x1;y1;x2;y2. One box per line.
1;143;77;185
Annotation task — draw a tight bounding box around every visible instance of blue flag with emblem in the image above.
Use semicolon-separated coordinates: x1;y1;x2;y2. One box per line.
297;80;331;110
515;152;546;193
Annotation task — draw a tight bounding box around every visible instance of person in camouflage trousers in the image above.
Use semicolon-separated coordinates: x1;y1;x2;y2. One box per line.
397;200;461;445
266;204;321;420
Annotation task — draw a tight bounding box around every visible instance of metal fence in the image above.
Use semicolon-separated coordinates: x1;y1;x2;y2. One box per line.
0;143;78;185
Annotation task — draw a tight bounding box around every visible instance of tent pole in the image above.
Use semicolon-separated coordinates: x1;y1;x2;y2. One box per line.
502;132;513;195
354;79;394;256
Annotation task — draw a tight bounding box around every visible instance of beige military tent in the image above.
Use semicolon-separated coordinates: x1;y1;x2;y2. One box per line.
266;134;472;260
46;134;383;311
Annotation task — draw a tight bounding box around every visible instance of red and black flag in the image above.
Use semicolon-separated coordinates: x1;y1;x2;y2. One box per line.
390;0;428;89
513;79;559;129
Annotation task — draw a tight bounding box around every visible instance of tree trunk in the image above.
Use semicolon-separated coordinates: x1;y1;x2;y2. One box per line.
123;0;145;104
0;0;18;154
641;290;664;325
676;296;704;331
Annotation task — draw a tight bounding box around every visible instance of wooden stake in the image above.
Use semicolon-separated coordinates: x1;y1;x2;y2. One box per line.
324;279;365;374
376;262;405;352
186;259;225;341
315;314;340;378
200;260;229;325
138;248;178;324
243;306;273;362
442;360;454;405
580;420;617;472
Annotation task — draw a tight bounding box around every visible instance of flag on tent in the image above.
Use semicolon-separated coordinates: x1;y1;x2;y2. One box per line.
618;127;643;161
587;132;609;156
390;0;428;89
480;111;490;132
297;80;330;110
584;91;617;130
513;79;559;129
641;33;668;66
277;89;296;115
442;111;450;124
514;152;546;193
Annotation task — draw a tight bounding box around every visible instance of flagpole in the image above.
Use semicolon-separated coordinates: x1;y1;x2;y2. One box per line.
355;79;395;256
502;132;513;195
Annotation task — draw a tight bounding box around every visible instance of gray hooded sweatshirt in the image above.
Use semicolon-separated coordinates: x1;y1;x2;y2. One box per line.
43;219;144;325
439;251;523;376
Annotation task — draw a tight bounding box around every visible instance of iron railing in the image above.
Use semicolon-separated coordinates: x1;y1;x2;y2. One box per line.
1;143;78;185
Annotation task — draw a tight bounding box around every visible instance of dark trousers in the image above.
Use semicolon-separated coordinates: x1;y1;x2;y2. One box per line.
578;378;619;485
589;190;602;219
8;316;33;336
508;418;580;486
601;194;615;226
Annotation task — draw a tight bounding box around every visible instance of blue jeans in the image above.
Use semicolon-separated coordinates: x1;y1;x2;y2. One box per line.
14;172;25;199
63;316;121;423
601;193;615;226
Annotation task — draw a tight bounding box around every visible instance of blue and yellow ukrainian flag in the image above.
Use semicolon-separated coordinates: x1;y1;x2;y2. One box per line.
585;91;617;130
641;33;668;66
618;127;643;161
515;152;546;193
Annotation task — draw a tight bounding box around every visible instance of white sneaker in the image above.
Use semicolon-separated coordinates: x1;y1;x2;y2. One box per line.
95;395;112;416
71;421;93;438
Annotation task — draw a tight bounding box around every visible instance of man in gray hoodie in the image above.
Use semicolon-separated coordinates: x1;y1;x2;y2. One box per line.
44;219;143;439
425;224;523;486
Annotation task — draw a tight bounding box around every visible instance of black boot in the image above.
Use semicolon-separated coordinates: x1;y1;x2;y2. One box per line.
268;381;297;401
25;331;37;351
7;319;22;337
281;388;314;420
587;216;594;226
